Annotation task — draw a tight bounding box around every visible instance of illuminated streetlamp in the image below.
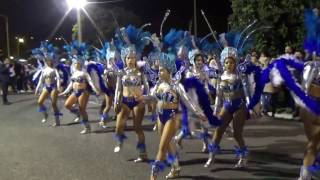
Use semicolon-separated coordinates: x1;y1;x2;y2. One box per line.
66;0;88;10
17;37;24;57
66;0;88;42
18;38;24;43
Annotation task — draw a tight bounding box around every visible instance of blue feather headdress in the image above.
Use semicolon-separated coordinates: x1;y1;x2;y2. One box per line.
143;34;162;66
188;35;220;65
304;8;320;56
198;37;217;56
176;31;192;58
218;21;271;66
159;52;177;74
219;32;241;65
115;24;151;64
63;41;88;63
304;9;318;55
93;48;104;63
105;41;120;62
32;41;58;62
163;29;192;58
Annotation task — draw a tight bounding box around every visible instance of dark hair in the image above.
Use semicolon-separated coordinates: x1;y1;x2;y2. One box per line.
194;53;204;62
195;53;202;59
224;56;236;63
295;49;305;56
261;50;271;58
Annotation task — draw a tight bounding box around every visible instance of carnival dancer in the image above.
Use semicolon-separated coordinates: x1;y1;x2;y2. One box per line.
247;53;320;179
172;33;220;152
298;8;320;180
163;29;195;143
34;42;62;126
113;25;151;163
138;52;209;180
144;34;162;130
205;45;251;168
183;35;220;152
299;56;320;180
59;42;100;134
98;41;120;128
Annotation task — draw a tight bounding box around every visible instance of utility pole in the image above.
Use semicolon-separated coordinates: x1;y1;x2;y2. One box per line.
193;0;197;36
0;15;10;57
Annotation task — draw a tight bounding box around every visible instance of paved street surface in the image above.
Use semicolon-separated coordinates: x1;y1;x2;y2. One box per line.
0;94;308;180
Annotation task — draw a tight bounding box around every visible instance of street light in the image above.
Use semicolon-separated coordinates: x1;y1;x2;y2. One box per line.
67;0;88;10
17;37;24;57
0;14;10;57
18;38;24;43
66;0;88;42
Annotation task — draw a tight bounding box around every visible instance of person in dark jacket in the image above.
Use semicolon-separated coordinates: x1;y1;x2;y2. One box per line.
0;58;12;105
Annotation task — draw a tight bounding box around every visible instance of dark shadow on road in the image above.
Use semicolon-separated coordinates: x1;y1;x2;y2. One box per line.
210;166;298;179
174;175;216;180
250;149;302;165
178;175;293;180
244;127;304;138
179;150;300;179
93;124;155;134
263;139;306;156
179;157;236;167
185;149;235;155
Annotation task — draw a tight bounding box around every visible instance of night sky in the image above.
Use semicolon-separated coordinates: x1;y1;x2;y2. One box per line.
0;0;232;56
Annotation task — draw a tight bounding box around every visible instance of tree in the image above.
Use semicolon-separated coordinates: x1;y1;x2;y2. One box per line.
72;6;142;45
229;0;320;55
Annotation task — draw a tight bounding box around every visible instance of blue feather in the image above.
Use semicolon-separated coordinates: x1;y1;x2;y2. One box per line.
304;9;317;53
87;63;112;96
282;58;304;72
125;25;151;53
56;63;70;87
183;77;221;127
276;60;320;115
179;101;191;137
248;64;272;110
248;58;303;110
163;29;180;48
32;70;43;85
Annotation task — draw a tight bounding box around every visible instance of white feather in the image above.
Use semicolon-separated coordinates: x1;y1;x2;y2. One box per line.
270;67;284;87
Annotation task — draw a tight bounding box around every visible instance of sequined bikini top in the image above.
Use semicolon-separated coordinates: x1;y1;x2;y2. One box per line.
72;76;86;83
43;68;57;82
155;83;179;103
71;71;87;83
220;73;243;92
122;68;143;86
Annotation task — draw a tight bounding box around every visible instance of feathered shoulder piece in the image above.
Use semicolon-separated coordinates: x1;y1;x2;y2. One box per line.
115;24;151;62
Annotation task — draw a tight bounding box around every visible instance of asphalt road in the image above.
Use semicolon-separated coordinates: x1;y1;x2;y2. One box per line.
0;94;308;180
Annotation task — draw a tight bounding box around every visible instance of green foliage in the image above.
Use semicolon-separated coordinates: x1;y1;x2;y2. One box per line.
72;24;79;41
229;0;319;55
